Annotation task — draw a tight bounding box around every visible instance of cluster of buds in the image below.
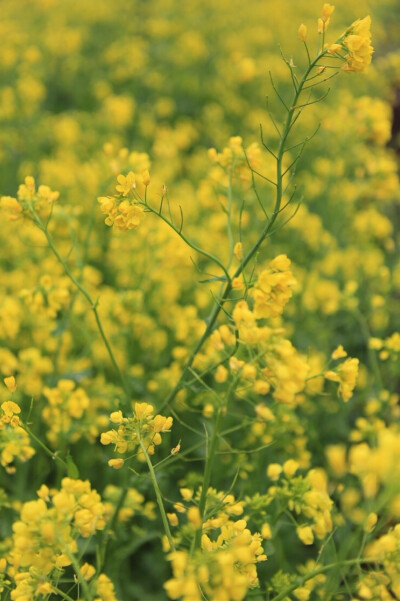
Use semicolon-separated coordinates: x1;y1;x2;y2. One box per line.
98;169;150;231
101;402;173;468
298;5;373;74
0;176;59;221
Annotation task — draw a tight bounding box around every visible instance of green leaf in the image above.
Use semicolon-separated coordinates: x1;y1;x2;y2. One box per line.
66;454;79;478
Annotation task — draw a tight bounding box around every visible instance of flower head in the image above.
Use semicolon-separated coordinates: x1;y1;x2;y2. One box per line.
343;16;373;73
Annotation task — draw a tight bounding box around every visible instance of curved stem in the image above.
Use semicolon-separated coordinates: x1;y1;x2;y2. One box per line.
22;423;68;472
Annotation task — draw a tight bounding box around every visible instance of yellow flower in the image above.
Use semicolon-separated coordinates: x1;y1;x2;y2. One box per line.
298;24;307;41
233;242;243;260
267;463;282;481
343;16;373;74
142;169;151;186
297;525;314;545
187;506;202;529
115;171;136;196
364;512;378;533
0;196;23;221
338;358;359;402
1;400;21;417
108;458;124;469
283;459;299;477
331;345;347;360
81;562;96;581
134;402;154;420
167;512;179;526
252;255;296;319
322;3;335;21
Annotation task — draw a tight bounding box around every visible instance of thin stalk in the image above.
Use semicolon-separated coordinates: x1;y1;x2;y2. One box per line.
143;199;230;282
22;423;68;472
138;437;176;552
269;556;381;601
352;307;383;390
52;194;98;376
159;48;329;414
97;485;129;572
226;163;235;270
192;375;238;552
28;206;130;405
192;407;224;552
59;542;92;601
52;587;76;601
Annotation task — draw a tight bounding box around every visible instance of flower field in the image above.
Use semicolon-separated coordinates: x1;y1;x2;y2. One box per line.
0;0;399;599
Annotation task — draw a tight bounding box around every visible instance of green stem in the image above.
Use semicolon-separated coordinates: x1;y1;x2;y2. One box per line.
22;423;68;472
226;163;235;271
52;587;76;601
192;375;238;552
52;194;98;377
138;437;176;552
143;199;230;281
159;50;328;413
97;485;129;572
269;556;381;601
192;407;224;552
29;207;130;405
352;307;383;390
59;542;92;601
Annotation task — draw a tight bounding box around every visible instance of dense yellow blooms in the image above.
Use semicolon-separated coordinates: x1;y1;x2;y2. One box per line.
0;176;59;222
252;255;296;319
5;478;109;601
343;16;374;73
325;356;359;402
165;518;265;601
98;168;150;230
0;1;399;600
42;379;90;445
101;402;173;461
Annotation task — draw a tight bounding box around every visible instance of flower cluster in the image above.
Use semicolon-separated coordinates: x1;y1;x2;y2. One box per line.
165;517;266;601
103;484;156;522
369;332;400;360
349;427;400;499
42;379;90;446
208;136;262;180
325;356;359;402
100;402;173;466
228;298;309;406
0;377;34;473
251;255;296;319
267;464;334;545
5;478;109;601
0;176;59;221
98;169;150;231
343;16;374;73
20;275;70;320
167;487;245;534
358;524;400;599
